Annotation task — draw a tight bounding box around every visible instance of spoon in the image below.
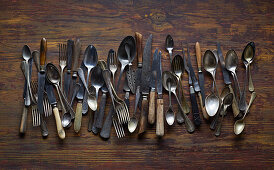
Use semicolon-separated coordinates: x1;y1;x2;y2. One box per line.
162;71;195;133
90;65;104;100
215;93;233;136
165;78;175;125
165;35;174;64
82;45;98;114
225;49;242;103
242;42;255;92
46;63;75;128
234;92;256;135
212;50;219;91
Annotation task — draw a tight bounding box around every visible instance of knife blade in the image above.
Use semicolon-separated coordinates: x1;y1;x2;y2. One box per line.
45;81;65;139
38;38;47;115
148;48;158;124
64;40;74;98
195;42;206;106
217;42;240;117
138;34;152;134
156;51;164;137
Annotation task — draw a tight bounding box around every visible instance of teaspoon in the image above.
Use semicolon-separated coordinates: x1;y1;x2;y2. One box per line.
242;42;255;92
90;65;104;100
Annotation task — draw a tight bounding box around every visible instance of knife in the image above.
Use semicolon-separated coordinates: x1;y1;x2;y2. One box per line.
148;48;158;125
38;38;47;116
138;34;152;134
185;47;201;126
70;38;81;103
156;51;164;137
74;82;83;133
45;81;65;139
64;40;74;98
217;42;240;117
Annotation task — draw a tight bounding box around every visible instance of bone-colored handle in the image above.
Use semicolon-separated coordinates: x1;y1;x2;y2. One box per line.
19;105;28;134
74;102;83;133
228;84;240;117
53;107;65;139
148;91;156;124
135;32;143;66
156;98;164;137
198;92;209;120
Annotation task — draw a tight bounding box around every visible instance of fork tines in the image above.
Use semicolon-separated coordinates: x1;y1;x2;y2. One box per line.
115;102;130;124
113;116;125;138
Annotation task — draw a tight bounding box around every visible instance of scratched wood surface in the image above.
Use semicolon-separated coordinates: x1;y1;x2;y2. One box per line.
0;0;273;169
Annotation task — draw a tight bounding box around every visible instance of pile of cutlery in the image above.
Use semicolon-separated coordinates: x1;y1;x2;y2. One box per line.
19;34;256;139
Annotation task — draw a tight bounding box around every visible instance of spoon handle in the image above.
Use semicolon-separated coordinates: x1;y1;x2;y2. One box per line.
228;84;240;118
248;66;254;92
156;98;164;137
210;105;222;130
176;82;184;124
242;92;257;120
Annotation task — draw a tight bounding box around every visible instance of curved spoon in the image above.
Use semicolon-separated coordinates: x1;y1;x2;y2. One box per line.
22;45;33;106
165;79;175;125
165;35;174;64
234;92;256;135
90;65;104;100
242;42;255;92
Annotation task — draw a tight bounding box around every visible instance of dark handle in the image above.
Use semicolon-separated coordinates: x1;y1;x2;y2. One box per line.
19;105;28;134
135;32;143;66
67;40;74;70
189;87;201;126
87;110;94;132
138;98;148;134
210;109;221;130
72;38;81;72
40;116;48;137
32;51;40;72
100;106;114;139
95;93;107;129
40;38;47;70
91;109;99;135
124;97;130;110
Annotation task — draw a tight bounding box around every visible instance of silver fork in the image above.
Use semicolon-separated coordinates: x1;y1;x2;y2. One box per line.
59;43;67;91
30;81;41;126
113;114;125;138
43;96;52;117
107;50;118;85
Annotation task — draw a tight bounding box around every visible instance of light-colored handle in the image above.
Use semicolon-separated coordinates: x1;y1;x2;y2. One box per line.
19;105;28;134
198;92;209;120
53;107;65;139
148;91;156;124
74;102;83;133
195;42;202;70
248;66;254;92
228;84;240;117
156;98;164;137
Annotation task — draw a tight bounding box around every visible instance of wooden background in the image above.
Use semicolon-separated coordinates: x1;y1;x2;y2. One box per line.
0;0;273;169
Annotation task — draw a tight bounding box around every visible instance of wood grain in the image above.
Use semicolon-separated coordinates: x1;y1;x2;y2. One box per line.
0;0;273;169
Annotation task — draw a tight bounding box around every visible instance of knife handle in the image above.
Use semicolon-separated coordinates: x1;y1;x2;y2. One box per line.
135;32;143;66
53;107;65;139
40;116;48;137
72;38;81;73
156;98;164;137
195;42;202;70
67;40;74;70
100;106;114;139
228;84;240;117
19;105;28;134
148;91;156;124
138;97;148;134
190;87;201;126
40;38;47;71
74;102;83;133
198;92;209;120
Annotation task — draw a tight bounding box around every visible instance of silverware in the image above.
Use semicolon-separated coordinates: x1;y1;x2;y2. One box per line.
113;114;125;138
95;84;108;129
234;92;256;135
70;83;80;107
89;85;100;134
242;42;255;92
82;45;98;114
217;43;240;118
138;34;152;134
107;49;117;85
64;40;74;98
148;48;158;125
45;81;65;139
123;76;130;108
165;34;174;64
156;51;164;137
90;65;104;100
73;83;83;133
58;43;67;92
162;71;195;133
124;36;136;93
165;78;175;126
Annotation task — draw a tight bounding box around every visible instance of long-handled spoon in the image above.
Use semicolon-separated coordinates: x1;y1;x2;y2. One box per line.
242;42;255;92
165;79;175;125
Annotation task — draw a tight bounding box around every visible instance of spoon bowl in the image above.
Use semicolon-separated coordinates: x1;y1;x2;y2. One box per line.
128;117;138;133
22;45;31;61
225;49;238;74
205;93;220;117
242;42;255;63
90;65;104;100
203;50;217;74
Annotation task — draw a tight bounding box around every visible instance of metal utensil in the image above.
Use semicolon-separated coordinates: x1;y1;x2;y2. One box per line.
73;83;83;133
162;71;195;133
95;84;108;129
165;34;174;64
242;42;255;92
82;45;98;114
234;92;256;135
124;36;136;93
64;40;74;98
156;51;164;137
107;49;117;85
166;79;175;126
90;65;104;100
58;43;67;92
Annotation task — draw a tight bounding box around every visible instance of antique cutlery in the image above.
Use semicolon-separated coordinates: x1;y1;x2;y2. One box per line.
156;51;164;137
165;77;175;126
165;34;174;64
59;43;67;92
74;82;84;133
242;42;255;92
124;36;136;93
64;40;74;98
107;49;117;85
95;84;108;129
90;65;104;100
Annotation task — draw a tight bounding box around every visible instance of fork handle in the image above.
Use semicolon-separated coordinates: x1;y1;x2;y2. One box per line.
53;107;65;139
148;91;156;124
138;97;148;134
19;105;28;134
156;98;164;137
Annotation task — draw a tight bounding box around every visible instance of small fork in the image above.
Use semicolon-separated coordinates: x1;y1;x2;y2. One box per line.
59;43;67;91
113;115;125;138
30;81;41;126
107;50;118;85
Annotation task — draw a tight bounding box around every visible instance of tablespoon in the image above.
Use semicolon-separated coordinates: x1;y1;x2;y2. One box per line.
165;35;174;64
162;71;195;133
90;65;104;100
46;63;75;128
234;92;256;135
165;79;175;125
82;45;98;114
242;42;255;92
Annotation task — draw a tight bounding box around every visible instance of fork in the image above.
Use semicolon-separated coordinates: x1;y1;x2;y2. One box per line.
113;114;125;138
107;49;118;85
59;43;67;91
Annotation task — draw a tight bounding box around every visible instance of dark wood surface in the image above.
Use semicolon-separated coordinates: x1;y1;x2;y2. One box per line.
0;0;273;169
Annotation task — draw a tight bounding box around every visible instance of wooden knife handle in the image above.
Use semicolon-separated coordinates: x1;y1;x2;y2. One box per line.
148;91;156;124
228;84;240;117
72;38;81;72
156;98;164;137
53;107;65;139
40;38;47;69
135;32;143;66
74;102;83;133
198;92;209;120
19;105;28;134
195;42;202;70
138;98;148;134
